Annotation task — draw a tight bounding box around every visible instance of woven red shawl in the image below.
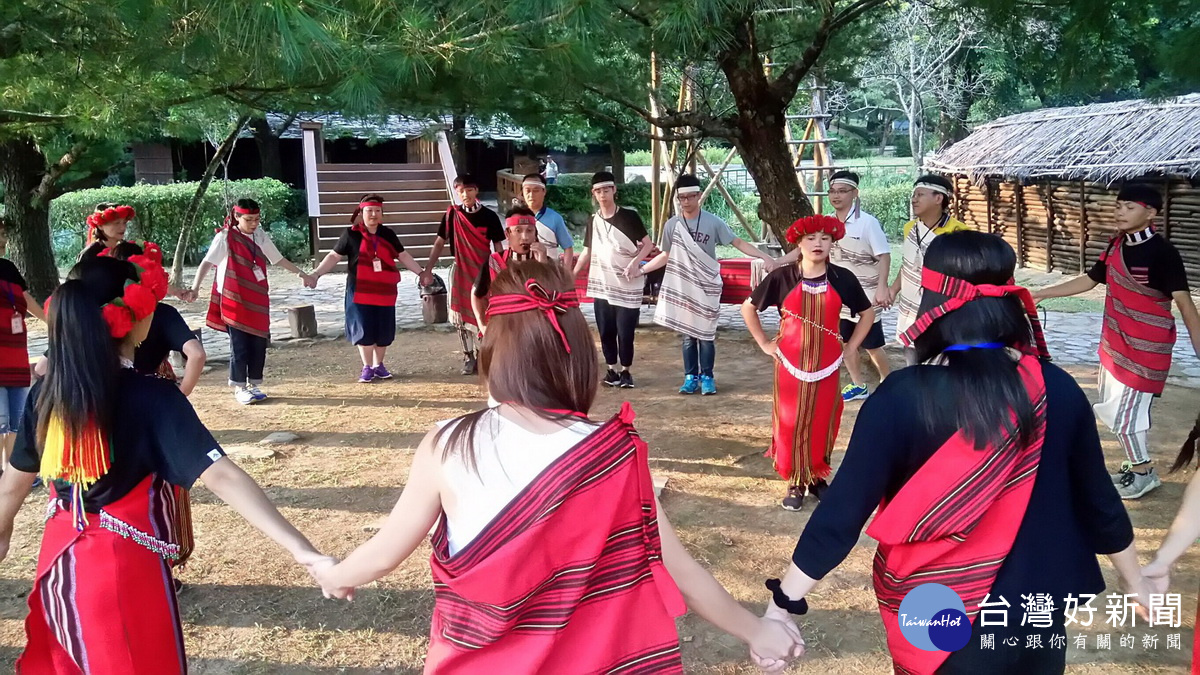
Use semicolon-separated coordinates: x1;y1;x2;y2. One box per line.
0;279;29;387
424;403;686;674
446;207;491;327
352;226;401;307
865;354;1047;675
1099;238;1176;394
206;228;270;338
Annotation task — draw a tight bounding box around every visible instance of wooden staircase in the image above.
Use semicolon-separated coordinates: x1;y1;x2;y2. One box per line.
312;163;450;266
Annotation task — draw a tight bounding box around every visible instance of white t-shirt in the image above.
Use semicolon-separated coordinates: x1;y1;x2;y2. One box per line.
438;410;597;556
202;228;285;293
830;210;889;323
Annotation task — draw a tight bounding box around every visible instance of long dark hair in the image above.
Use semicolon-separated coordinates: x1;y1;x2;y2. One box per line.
37;257;138;448
912;231;1037;449
436;261;598;472
1169;412;1200;473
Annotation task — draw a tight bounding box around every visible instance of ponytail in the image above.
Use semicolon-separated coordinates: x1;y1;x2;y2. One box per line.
1169;411;1200;473
36;279;121;458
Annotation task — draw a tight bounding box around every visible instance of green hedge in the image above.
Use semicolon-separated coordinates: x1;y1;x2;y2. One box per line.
50;179;309;266
859;182;912;240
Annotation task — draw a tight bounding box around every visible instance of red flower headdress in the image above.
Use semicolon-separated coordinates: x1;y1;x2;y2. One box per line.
786;215;846;244
85;205;135;230
99;251;169;338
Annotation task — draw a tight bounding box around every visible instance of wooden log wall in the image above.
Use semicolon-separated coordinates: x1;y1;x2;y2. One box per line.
950;175;1200;280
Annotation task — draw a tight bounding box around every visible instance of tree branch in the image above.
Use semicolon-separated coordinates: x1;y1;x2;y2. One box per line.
32;142;87;207
0;109;72;125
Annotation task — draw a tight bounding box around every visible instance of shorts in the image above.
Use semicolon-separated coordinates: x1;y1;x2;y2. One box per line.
839;319;885;350
345;300;397;347
0;385;30;434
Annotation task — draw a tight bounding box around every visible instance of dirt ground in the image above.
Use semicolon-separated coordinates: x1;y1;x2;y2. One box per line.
0;326;1195;673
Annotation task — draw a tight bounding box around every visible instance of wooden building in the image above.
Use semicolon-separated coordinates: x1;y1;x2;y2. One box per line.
925;94;1200;279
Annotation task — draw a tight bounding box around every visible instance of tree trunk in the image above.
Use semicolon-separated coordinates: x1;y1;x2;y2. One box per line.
249;116;285;182
716;20;814;245
0;138;60;300
907;102;924;174
609;134;625;184
171;115;250;284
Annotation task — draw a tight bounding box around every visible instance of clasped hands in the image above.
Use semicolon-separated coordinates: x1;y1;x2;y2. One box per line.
294;550;355;601
753;604;806;672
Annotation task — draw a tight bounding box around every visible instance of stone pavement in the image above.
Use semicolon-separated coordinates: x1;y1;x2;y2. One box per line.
25;267;1200;389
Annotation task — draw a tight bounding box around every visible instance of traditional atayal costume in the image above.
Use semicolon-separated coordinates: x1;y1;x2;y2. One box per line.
896;209;969;340
204;211;279;388
441;202;504;363
828;177;890;351
792;266;1133;675
0;258;32;435
1089;226;1187;466
337;207;405;349
422;280;686;671
749;216;870;497
586;201;649;372
12;255;226;674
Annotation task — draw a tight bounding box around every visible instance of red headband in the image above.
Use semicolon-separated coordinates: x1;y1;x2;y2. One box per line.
359;201;384;208
506;214;536;229
233;205;260;215
485;279;580;353
786;215;845;244
899;268;1049;359
86;205;135;230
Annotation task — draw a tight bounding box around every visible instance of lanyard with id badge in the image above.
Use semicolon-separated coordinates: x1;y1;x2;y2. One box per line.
4;282;22;335
367;231;384;272
245;232;267;282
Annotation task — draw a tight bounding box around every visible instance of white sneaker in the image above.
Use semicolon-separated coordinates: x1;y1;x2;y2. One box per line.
247;384;267;401
233;387;256;405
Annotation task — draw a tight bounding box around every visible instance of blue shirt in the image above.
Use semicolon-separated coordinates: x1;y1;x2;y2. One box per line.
536;207;575;250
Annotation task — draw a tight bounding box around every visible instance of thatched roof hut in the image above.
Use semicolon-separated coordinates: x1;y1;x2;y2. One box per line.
925;94;1200;278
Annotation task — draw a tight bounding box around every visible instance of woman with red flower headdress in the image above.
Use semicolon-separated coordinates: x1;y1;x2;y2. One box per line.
741;215;875;511
80;203;196;302
0;254;331;674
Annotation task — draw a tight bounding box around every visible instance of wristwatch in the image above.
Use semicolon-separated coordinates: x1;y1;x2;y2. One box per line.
765;578;809;615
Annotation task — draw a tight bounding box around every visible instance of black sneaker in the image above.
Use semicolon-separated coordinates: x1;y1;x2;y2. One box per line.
808;479;830;502
781;485;805;511
603;369;621;387
619;371;635;388
462;356;478;376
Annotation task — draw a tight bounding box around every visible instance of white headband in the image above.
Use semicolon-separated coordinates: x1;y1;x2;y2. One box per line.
913;182;952;197
676;185;702;195
522;177;545;187
592;181;616;190
830;178;858;189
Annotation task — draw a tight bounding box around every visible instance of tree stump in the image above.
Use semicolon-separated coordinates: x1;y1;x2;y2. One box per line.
286;305;318;338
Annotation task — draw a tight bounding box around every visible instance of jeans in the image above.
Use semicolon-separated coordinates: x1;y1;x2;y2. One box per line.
228;327;268;386
0;386;30;434
593;298;639;367
682;335;715;377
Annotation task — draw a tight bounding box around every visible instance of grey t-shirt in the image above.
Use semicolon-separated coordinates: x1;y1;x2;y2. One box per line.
662;210;737;260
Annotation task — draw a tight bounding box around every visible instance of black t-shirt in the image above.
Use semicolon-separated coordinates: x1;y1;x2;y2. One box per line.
11;371;226;510
584;207;649;249
0;258;28;298
437;206;505;254
1087;234;1190;296
77;241;107;262
749;264;871;318
334;226;405;287
132;303;196;374
792;361;1132;608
